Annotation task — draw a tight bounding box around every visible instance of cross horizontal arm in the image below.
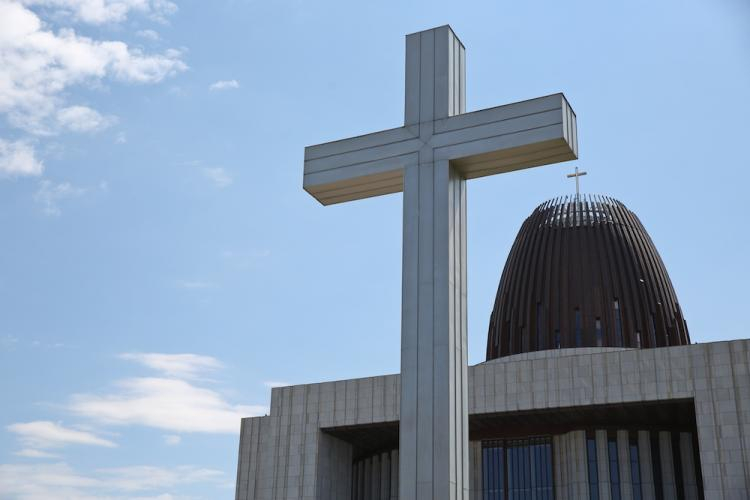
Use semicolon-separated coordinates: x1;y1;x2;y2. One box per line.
432;93;578;179
303;93;578;206
303;126;420;205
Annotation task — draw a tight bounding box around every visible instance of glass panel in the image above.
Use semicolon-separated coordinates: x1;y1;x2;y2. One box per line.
496;446;505;500
651;433;664;500
630;438;642;500
608;438;621;500
671;432;685;500
587;437;599;500
483;447;490;500
482;437;553;500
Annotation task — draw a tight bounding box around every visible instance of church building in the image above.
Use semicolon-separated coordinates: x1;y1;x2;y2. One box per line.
235;26;750;500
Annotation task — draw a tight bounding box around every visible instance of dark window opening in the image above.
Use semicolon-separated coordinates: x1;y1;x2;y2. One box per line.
555;329;561;349
575;309;583;347
595;318;603;347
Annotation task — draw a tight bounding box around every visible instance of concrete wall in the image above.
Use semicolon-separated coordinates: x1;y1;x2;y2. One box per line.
236;340;750;500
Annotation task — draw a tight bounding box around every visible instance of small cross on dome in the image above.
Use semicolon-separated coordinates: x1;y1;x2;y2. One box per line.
566;166;587;197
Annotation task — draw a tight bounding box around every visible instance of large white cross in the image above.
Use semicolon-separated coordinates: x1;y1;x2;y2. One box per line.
303;25;578;500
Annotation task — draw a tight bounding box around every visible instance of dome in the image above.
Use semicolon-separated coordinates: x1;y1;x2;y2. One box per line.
486;195;689;360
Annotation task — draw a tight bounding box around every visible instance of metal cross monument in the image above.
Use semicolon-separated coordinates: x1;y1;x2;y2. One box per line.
303;26;578;500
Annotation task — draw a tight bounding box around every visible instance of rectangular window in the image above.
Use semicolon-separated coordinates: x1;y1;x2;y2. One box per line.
575;309;583;347
587;437;599;500
614;300;624;347
636;332;642;348
651;433;664;500
671;432;685;500
649;314;657;347
555;329;561;349
630;436;642;500
536;303;544;350
608;438;621;500
595;318;603;347
482;437;552;500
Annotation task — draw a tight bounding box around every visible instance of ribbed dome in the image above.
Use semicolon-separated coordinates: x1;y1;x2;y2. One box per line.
486;195;689;360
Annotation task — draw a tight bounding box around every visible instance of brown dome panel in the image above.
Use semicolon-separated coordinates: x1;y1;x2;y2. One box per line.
486;195;689;360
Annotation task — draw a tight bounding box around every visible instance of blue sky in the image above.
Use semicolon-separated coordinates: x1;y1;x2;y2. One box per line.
0;0;748;498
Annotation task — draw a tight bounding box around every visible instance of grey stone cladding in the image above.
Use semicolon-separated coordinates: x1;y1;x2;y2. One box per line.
235;340;750;500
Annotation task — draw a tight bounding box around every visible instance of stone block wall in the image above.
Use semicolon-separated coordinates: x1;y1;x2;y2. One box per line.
236;340;750;500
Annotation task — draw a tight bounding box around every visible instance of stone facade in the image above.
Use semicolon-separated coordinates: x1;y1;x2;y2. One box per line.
235;340;750;500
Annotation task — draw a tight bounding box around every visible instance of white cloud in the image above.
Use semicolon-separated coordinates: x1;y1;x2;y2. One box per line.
14;448;59;458
0;139;44;177
69;376;266;433
136;29;160;41
201;167;232;188
33;179;86;215
208;79;239;91
100;465;223;492
7;420;117;449
0;462;224;500
21;0;178;25
163;434;181;446
263;381;290;389
118;352;222;380
0;463;99;499
0;1;187;135
56;105;116;132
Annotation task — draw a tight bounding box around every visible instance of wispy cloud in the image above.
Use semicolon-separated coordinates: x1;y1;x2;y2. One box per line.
7;421;117;450
33;180;87;216
201;167;232;188
118;353;222;380
68;353;266;433
21;0;179;25
136;29;161;41
0;462;224;500
175;279;215;290
14;448;59;459
163;434;181;446
56;105;117;133
209;79;240;91
0;139;44;177
70;377;265;433
1;334;20;348
263;381;290;389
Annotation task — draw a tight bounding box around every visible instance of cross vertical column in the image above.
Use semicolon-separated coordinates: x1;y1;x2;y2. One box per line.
400;26;469;500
